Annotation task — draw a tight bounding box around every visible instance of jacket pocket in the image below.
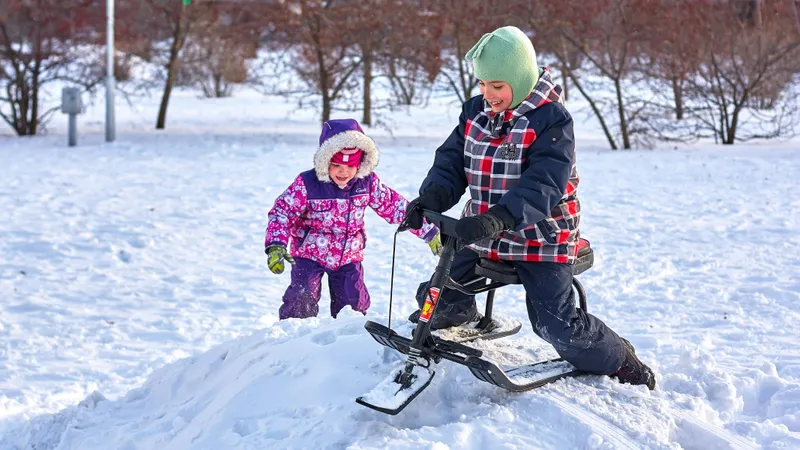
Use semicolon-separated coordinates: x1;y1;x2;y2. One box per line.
308;199;334;212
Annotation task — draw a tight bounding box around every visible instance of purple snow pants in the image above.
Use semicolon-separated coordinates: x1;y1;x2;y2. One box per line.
278;257;370;319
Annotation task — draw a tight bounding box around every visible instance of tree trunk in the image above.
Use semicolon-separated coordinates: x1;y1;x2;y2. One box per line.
752;0;763;28
388;58;413;105
315;41;331;123
362;44;372;126
215;73;223;97
30;71;39;135
156;46;180;129
671;76;684;120
565;68;618;150
20;78;29;134
322;91;331;123
30;37;42;135
614;78;631;149
156;7;187;130
793;0;800;33
726;100;746;144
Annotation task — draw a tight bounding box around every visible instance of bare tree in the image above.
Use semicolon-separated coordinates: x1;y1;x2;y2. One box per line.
338;0;444;124
181;37;251;98
384;53;438;106
523;0;621;147
383;2;444;106
265;0;362;124
121;0;229;129
636;1;706;122
146;0;193;129
338;0;388;126
431;0;514;103
179;6;260;99
684;0;800;144
557;0;658;149
0;0;101;135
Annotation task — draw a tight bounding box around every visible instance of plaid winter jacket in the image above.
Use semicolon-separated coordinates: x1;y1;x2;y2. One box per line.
420;69;580;263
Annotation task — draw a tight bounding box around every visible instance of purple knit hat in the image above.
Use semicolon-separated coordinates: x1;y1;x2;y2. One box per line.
314;119;379;183
319;119;364;145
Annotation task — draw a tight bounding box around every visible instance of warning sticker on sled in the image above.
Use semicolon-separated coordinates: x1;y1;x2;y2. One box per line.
419;287;441;322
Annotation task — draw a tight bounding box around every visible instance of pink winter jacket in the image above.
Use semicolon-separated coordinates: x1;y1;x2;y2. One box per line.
266;170;437;270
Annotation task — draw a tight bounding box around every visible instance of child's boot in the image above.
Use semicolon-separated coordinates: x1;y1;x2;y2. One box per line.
612;338;656;390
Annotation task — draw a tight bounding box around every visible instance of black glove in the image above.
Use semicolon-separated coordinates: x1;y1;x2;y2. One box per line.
455;205;516;245
405;185;449;230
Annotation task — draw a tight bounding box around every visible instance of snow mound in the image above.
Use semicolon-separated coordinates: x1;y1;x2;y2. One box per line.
5;312;792;449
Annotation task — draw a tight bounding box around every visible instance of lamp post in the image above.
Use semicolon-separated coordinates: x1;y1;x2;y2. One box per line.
106;0;115;142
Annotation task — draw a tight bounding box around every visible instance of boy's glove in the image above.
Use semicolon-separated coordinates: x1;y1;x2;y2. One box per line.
455;205;515;245
266;246;295;274
427;231;443;256
405;185;449;230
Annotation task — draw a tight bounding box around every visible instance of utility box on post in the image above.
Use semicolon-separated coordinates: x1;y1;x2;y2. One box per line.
61;87;82;146
61;88;82;114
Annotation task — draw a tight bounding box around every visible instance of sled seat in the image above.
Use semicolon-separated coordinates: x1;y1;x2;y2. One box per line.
473;238;594;285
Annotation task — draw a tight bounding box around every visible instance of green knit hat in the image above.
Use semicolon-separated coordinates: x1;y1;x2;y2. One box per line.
465;26;539;109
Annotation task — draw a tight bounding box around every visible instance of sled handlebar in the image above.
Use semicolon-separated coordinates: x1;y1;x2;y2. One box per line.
398;209;459;237
420;210;459;238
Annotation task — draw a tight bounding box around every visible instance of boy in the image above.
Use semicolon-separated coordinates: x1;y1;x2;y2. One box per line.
405;26;655;390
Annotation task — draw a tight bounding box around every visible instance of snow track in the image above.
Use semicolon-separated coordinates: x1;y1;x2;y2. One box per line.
547;392;641;449
667;409;758;450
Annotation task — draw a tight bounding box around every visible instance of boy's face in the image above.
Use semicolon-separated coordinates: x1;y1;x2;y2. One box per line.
479;80;513;113
329;163;358;186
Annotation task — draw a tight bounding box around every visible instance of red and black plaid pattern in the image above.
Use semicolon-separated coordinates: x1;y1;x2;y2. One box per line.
462;69;581;264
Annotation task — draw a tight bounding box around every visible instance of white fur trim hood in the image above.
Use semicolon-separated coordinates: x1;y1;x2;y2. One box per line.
314;130;379;182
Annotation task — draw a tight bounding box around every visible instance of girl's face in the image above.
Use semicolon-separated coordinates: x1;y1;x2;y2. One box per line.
479;80;513;113
329;163;358;186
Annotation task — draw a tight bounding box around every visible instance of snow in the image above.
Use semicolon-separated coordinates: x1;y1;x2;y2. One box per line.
1;86;800;449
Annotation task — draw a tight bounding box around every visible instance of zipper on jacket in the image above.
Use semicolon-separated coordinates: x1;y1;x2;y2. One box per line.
339;191;353;268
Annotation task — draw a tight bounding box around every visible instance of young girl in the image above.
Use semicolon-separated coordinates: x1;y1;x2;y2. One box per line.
265;119;440;319
405;26;655;390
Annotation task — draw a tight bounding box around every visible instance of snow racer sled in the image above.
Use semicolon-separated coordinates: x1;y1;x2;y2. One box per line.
356;210;595;415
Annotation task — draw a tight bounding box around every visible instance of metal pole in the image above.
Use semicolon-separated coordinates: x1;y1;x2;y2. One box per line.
68;114;77;147
105;0;115;142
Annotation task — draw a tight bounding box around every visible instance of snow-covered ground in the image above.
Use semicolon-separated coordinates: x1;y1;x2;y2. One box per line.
1;87;799;449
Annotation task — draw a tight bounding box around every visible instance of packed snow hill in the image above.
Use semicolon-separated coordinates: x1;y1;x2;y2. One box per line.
1;88;799;449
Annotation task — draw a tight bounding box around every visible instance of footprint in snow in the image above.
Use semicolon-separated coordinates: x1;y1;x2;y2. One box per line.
117;250;132;263
128;238;148;249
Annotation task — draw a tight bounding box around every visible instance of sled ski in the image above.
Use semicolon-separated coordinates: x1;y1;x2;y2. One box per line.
363;320;583;393
356;364;435;415
465;357;582;392
356;210;594;415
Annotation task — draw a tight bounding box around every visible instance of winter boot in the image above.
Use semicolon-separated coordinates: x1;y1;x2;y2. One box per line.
408;304;481;331
612;338;656;390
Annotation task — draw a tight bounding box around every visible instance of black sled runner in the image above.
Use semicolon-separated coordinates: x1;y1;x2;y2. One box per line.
356;210;596;415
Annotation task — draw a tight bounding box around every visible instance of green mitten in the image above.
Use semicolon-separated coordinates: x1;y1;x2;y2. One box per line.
427;232;443;256
266;246;295;274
